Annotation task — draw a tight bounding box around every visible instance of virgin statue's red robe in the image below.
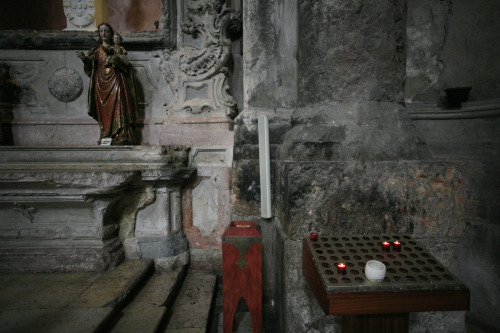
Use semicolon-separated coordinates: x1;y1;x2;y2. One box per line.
83;46;138;144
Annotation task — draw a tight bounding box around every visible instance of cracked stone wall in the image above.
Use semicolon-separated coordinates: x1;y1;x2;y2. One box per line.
406;0;500;103
235;0;500;332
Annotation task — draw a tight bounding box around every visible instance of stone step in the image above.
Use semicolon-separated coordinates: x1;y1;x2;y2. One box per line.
162;271;217;333
109;266;187;333
0;259;154;333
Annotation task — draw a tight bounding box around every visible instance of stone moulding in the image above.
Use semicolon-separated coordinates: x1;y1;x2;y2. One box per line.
406;99;500;120
0;146;196;273
0;1;176;50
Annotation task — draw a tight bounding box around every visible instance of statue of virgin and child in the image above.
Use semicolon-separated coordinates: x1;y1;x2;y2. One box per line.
77;23;138;145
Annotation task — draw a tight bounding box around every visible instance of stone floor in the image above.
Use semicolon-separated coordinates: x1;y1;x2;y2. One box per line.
208;280;280;333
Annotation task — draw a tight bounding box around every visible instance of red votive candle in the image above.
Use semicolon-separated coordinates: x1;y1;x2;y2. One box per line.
337;263;346;275
393;241;401;252
382;241;390;252
310;232;318;241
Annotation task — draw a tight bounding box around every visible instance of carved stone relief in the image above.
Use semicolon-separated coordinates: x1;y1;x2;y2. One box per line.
162;0;241;121
48;67;83;102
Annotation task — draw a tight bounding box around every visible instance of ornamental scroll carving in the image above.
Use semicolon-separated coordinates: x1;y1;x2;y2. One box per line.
162;0;241;121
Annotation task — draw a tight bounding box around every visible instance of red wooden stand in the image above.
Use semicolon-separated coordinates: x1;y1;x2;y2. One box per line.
222;221;262;333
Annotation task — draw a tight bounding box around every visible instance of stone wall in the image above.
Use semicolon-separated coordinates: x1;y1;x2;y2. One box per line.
406;0;500;103
235;0;500;332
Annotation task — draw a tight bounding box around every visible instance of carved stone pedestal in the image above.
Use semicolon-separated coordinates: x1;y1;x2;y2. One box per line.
0;146;195;272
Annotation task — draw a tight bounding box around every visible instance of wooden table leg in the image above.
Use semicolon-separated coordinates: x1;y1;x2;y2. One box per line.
342;313;409;333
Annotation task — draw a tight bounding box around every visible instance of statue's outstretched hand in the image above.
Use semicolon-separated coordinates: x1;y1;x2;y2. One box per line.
76;51;86;61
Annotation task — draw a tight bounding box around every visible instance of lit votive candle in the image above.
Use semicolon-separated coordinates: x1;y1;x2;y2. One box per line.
310;232;318;241
393;241;401;252
337;263;347;275
382;241;391;252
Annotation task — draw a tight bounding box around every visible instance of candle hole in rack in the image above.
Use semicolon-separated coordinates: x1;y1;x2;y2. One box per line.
360;249;369;253
354;255;362;260
431;275;441;281
313;244;320;248
376;255;384;260
322;263;330;268
399;254;407;258
323;243;331;248
365;255;374;260
347;262;355;267
318;256;326;261
355;277;364;283
393;260;402;266
363;236;370;241
335;243;342;248
342;237;349;241
406;276;416;282
383;277;390;282
394;235;401;240
382;236;391;240
332;237;339;241
388;254;396;259
427;259;437;265
349;249;357;254
367;242;375;246
329;278;338;284
409;241;417;245
443;274;453;281
399;268;408;274
393;275;401;281
351;269;359;275
330;256;339;261
410;253;418;258
435;266;444;272
416;259;425;265
321;237;328;241
371;248;380;253
423;267;432;272
356;242;364;247
316;250;323;254
405;260;414;266
346;243;353;247
352;236;360;241
382;261;390;267
418;275;429;281
342;256;350;260
373;236;381;240
415;246;423;251
325;270;334;275
357;262;366;267
403;235;411;239
327;249;335;254
387;268;396;274
411;267;421;273
339;249;346;254
341;277;351;283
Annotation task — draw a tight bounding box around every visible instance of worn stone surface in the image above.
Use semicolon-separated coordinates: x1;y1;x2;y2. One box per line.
165;271;217;330
299;0;406;104
110;267;187;333
406;0;500;103
279;102;428;161
405;0;450;103
0;308;114;333
243;1;298;108
69;259;153;308
277;160;465;241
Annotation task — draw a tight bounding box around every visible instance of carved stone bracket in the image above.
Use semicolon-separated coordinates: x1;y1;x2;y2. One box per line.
164;0;241;121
